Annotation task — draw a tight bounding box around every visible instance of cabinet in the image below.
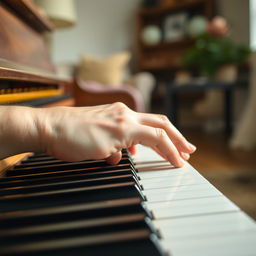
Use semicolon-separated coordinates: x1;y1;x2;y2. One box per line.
136;0;215;74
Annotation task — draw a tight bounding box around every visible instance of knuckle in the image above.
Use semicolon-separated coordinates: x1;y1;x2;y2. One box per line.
155;128;166;139
158;114;169;125
175;134;187;145
112;102;128;111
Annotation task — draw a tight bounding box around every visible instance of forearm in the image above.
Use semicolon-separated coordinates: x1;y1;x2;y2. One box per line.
0;106;42;159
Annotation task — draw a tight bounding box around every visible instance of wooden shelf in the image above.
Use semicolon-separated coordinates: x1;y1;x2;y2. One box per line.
136;0;215;74
141;38;194;50
139;0;206;17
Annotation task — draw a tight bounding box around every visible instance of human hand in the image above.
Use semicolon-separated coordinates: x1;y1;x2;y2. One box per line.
35;102;196;167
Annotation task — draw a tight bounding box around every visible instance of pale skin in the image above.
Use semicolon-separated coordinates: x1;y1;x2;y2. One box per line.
0;102;196;167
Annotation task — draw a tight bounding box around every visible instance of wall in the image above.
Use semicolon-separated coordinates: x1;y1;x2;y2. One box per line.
52;0;141;64
52;0;250;64
217;0;249;45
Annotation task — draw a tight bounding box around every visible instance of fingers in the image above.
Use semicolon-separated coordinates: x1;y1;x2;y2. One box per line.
153;146;190;162
106;151;122;165
133;125;184;167
152;146;168;161
180;152;190;161
137;113;196;154
128;145;137;155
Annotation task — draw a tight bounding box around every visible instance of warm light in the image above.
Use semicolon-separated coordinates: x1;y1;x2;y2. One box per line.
34;0;77;28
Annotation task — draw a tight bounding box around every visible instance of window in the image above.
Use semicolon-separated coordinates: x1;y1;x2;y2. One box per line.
250;0;256;50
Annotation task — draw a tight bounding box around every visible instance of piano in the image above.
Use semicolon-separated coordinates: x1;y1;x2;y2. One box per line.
0;1;255;255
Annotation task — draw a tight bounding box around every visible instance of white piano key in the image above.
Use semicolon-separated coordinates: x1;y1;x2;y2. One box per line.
135;160;173;171
134;145;256;256
143;183;222;202
163;229;256;256
141;174;207;190
133;146;164;162
154;211;256;240
138;168;199;180
147;196;239;219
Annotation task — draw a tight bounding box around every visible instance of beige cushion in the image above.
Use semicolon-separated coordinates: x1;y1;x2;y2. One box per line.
77;52;130;88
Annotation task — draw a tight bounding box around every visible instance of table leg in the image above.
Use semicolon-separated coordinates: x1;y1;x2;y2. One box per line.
224;89;232;135
166;90;179;128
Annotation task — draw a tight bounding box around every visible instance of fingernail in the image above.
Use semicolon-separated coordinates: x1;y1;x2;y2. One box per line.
169;157;184;168
181;152;190;160
188;142;196;151
178;158;185;167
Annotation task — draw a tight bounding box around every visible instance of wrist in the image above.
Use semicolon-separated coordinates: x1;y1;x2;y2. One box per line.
0;106;42;159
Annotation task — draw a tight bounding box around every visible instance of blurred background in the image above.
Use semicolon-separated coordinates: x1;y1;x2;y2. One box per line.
34;0;256;219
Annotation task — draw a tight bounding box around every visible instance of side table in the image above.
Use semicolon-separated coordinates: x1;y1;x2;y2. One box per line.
166;81;247;135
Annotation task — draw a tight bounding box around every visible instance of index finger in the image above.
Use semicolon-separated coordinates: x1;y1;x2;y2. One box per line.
132;124;184;167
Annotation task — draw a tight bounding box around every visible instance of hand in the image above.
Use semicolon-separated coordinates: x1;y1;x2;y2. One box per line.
34;102;196;167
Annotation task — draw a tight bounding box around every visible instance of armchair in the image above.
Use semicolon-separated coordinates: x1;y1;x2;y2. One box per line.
56;54;155;112
73;79;145;112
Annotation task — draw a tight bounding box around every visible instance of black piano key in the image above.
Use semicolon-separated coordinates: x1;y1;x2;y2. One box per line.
10;157;131;172
7;158;135;176
0;174;142;196
0;168;139;189
0;182;145;213
22;156;58;162
0;198;152;229
16;158;122;168
25;150;129;162
0;230;165;256
0;214;156;246
27;153;51;159
17;159;70;168
21;152;130;166
1;163;137;182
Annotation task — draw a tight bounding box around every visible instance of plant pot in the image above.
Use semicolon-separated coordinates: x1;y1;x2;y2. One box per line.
174;70;192;85
215;65;238;82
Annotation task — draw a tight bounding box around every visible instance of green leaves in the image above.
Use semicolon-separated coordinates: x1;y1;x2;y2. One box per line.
182;34;251;78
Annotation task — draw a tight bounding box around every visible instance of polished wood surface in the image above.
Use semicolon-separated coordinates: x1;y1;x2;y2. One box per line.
0;0;72;103
3;0;54;32
0;59;68;84
0;153;30;177
0;1;54;72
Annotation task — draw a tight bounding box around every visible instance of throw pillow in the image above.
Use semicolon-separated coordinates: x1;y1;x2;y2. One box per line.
77;52;131;88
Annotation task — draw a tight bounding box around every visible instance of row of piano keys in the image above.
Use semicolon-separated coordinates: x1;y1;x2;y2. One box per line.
0;145;256;256
0;149;165;256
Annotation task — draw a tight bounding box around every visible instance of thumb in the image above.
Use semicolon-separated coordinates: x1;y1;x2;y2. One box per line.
128;145;137;155
106;151;122;165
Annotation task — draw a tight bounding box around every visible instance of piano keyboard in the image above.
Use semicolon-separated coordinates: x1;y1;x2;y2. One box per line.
0;145;255;255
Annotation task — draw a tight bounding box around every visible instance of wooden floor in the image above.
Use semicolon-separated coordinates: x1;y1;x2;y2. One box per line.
182;128;256;220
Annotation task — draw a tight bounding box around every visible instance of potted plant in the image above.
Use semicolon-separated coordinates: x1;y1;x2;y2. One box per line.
182;17;251;81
